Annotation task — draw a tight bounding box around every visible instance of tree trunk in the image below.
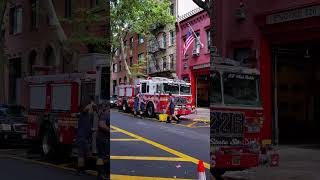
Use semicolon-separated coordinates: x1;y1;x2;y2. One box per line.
44;0;67;43
119;37;131;77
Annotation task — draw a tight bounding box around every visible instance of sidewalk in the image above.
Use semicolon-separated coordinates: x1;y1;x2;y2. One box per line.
223;145;320;180
180;108;210;122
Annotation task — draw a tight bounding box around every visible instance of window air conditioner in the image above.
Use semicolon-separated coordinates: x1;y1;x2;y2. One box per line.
192;48;200;56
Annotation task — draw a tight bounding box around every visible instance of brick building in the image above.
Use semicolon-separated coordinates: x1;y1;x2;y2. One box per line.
1;0;106;105
176;8;210;107
111;32;147;95
147;0;177;78
214;0;320;144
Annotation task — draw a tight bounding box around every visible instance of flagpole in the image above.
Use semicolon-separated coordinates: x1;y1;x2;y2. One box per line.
187;23;203;47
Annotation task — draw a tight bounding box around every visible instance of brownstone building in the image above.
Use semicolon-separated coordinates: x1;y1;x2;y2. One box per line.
2;0;106;105
111;32;147;95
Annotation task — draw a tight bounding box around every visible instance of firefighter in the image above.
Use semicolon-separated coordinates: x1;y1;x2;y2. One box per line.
166;93;180;124
76;97;96;175
96;103;110;180
133;91;141;117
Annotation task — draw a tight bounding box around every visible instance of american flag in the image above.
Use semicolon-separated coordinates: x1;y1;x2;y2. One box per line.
182;29;195;56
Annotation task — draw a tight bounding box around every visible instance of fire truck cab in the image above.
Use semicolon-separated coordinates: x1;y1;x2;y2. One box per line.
117;77;193;117
210;58;279;176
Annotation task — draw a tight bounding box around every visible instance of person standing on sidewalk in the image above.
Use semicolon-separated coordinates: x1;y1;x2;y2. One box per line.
166;93;179;124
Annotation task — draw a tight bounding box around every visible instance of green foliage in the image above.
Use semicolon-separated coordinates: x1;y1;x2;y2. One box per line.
61;3;110;54
111;0;175;78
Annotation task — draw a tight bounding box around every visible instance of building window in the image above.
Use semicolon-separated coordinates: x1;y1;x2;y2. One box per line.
163;57;167;70
113;63;117;72
9;6;23;35
169;4;174;16
119;61;122;71
138;34;144;44
138;53;144;64
194;32;200;49
184;63;188;70
129;37;133;48
65;0;72;18
119;78;122;84
183;77;190;83
129;57;133;66
169;31;174;46
206;30;210;52
30;0;39;31
233;48;251;64
124;76;127;84
169;54;174;70
162;32;167;48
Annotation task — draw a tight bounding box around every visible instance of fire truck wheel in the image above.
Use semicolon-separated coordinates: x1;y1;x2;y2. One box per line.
122;101;129;112
147;103;155;117
41;126;57;159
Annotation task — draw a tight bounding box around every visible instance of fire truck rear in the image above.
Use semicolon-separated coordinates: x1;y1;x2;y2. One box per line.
210;59;279;177
25;54;109;158
117;77;193;117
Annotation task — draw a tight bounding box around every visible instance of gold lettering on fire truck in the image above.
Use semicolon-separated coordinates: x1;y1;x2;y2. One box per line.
211;111;244;146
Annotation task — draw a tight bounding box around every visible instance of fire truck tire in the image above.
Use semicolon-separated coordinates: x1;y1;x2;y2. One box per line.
147;103;155;117
122;101;129;112
41;126;57;159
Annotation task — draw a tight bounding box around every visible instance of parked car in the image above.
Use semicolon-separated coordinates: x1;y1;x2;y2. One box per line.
110;95;118;108
0;105;28;146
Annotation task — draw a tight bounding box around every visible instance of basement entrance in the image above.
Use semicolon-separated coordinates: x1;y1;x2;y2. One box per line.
273;42;320;144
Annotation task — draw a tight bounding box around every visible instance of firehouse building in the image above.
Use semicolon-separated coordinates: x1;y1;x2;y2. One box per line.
215;0;320;144
177;8;210;107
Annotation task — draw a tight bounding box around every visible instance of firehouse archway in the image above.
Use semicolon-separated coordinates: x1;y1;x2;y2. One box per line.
272;42;320;144
43;45;55;67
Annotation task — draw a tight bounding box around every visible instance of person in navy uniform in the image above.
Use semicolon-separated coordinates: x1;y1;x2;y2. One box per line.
133;91;141;117
76;97;96;175
96;103;110;180
166;93;179;124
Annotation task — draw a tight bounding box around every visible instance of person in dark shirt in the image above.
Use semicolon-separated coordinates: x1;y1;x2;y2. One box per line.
76;100;96;175
96;103;110;180
166;93;179;124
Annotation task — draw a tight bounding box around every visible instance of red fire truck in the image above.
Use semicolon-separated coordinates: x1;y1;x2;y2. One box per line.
117;77;193;117
210;58;279;177
25;56;109;158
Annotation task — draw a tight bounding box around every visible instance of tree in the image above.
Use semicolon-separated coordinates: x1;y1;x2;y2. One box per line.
192;0;216;56
0;0;8;103
111;0;175;79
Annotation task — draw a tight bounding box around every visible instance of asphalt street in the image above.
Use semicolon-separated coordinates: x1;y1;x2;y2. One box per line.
0;155;95;180
110;110;210;179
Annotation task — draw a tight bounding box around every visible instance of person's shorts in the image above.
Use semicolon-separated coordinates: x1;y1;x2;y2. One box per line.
168;108;174;115
76;138;89;158
97;135;109;159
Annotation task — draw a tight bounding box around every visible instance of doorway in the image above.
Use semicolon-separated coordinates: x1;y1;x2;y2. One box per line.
196;74;209;107
273;42;320;144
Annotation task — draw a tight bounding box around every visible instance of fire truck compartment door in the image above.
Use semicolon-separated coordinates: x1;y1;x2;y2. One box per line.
29;85;46;110
51;84;72;111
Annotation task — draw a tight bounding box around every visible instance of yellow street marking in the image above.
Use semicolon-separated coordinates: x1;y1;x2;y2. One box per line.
111;138;141;141
111;174;193;180
110;156;189;161
186;122;197;127
7;156;76;172
111;130;119;133
58;163;72;167
111;125;210;169
193;118;210;123
191;125;210;128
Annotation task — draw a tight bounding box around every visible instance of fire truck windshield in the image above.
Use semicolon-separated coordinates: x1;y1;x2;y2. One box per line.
163;83;179;94
210;71;261;107
180;84;191;95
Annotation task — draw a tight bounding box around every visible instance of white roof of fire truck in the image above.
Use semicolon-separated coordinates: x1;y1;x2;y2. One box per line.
137;77;190;84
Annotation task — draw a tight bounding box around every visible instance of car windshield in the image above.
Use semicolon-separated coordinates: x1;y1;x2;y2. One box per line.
163;83;179;94
222;73;261;107
180;84;191;95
